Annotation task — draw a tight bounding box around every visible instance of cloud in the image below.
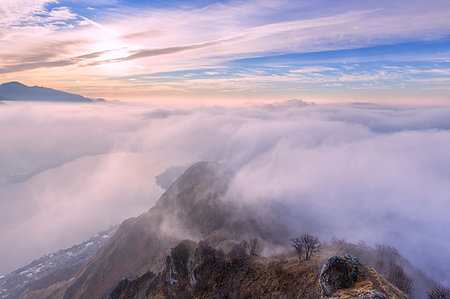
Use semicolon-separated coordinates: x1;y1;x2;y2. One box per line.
0;54;107;74
0;59;74;74
86;37;242;67
290;67;337;73
0;0;449;101
0;49;113;74
0;1;76;32
0;0;56;24
1;101;450;290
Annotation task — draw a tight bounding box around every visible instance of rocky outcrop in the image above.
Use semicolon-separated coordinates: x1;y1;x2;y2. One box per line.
110;241;412;299
320;255;362;296
110;239;320;298
164;240;196;286
108;271;156;299
319;254;408;299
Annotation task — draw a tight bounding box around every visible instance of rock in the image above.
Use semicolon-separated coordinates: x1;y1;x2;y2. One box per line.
109;278;130;298
187;241;216;286
319;255;361;297
165;240;196;285
188;241;215;272
164;240;218;288
345;254;360;265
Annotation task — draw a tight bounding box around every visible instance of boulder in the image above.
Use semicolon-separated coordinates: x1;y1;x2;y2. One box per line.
319;255;361;297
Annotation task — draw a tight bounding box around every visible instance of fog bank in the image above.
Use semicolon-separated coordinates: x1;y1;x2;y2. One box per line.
1;101;449;287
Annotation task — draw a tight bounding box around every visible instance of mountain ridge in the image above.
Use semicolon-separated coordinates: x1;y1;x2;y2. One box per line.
21;161;290;298
16;161;437;298
0;82;104;103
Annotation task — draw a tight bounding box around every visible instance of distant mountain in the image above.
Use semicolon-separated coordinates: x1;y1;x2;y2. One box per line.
0;82;102;103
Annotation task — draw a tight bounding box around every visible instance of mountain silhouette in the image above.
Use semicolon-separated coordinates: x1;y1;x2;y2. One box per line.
0;82;98;102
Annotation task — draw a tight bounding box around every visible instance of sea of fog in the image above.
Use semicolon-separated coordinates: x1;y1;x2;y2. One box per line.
1;100;450;287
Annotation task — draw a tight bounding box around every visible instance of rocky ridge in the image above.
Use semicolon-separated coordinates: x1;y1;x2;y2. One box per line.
17;161;435;298
109;240;408;299
22;162;289;298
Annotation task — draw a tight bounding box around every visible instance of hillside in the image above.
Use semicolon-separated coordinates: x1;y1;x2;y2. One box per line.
18;161;436;298
0;226;117;299
0;82;102;102
20;162;289;298
109;239;408;299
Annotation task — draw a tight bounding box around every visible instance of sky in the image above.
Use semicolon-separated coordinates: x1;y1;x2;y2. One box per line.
0;0;449;104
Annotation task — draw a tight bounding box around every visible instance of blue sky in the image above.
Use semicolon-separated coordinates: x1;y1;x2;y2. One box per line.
0;0;449;103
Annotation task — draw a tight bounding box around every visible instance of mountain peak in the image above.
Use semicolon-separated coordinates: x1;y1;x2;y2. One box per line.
164;161;233;196
154;161;235;236
0;81;97;102
1;81;27;87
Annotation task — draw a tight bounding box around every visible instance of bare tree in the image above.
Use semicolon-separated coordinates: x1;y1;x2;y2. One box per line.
291;234;320;261
387;261;412;296
301;234;320;260
428;284;450;299
374;244;413;296
291;237;304;261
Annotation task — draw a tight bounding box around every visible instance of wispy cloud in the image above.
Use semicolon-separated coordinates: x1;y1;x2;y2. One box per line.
0;0;449;102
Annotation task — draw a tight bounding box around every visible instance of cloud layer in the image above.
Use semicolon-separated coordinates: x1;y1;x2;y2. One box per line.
1;101;450;288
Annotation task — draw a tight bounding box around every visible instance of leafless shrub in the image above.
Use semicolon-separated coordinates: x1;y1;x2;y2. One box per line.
427;284;450;299
387;260;413;295
373;244;413;296
291;234;321;261
374;244;400;269
291;237;304;261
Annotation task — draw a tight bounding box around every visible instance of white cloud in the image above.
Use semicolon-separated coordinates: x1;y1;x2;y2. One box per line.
1;0;450;82
1;101;450;289
290;67;337;73
46;6;77;21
